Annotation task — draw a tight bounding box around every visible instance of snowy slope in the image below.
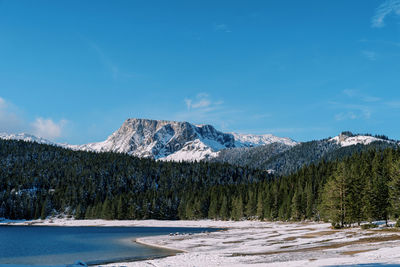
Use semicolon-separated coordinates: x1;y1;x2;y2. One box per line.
161;139;219;162
6;121;395;164
0;133;56;146
0;120;299;162
72;119;301;161
232;133;297;147
73;118;235;160
330;133;395;147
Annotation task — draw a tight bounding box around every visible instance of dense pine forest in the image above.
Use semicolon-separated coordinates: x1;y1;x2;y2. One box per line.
1;138;400;228
0;139;269;220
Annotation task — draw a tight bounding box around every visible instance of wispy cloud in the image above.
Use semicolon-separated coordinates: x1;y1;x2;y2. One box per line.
333;104;372;121
87;41;140;80
246;127;330;135
335;111;358;121
361;50;378;61
0;96;68;141
372;0;400;28
386;101;400;108
177;93;240;130
342;89;381;102
31;118;67;140
359;39;400;47
184;93;222;112
0;97;24;133
214;24;232;33
330;90;379;121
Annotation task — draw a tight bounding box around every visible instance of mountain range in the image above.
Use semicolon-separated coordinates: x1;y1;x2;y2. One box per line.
1;118;398;175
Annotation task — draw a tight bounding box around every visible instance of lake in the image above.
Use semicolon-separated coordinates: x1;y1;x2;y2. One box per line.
0;225;217;266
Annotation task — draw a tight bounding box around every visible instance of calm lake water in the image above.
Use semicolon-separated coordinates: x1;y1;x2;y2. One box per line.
0;225;217;266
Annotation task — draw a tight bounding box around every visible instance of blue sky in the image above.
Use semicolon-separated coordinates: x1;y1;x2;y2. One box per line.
1;0;400;144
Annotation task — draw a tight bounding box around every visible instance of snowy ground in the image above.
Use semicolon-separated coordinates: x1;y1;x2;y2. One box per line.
2;219;400;266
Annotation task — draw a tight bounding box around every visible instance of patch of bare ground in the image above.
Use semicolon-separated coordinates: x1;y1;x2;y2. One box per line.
315;238;334;243
170;237;186;241
341;249;376;256
300;230;339;238
285;228;316;232
280;245;294;249
363;232;376;236
222;240;243;244
371;228;400;232
231;234;400;257
283;230;338;241
266;234;282;238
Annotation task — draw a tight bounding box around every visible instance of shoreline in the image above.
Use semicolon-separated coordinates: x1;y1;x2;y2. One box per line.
2;219;400;266
135;237;188;253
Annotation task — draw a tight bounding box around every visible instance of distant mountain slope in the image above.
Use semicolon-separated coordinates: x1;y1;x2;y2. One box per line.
71;119;235;160
232;133;297;147
2;123;397;170
0;119;296;162
212;132;398;175
210;142;293;170
0;133;55;146
69;118;296;161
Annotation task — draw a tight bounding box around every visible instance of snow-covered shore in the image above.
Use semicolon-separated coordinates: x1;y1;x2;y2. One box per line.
2;218;400;266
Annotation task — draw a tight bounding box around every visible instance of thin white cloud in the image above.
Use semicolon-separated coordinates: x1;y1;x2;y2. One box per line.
386;101;400;108
361;50;378;61
214;24;232;33
342;89;381;102
251;127;329;134
185;93;221;111
0;97;24;133
31;118;67;141
87;40;139;80
330;91;374;122
372;0;400;28
335;112;358;121
177;93;238;130
0;97;69;141
184;98;192;109
191;99;211;109
343;89;357;97
0;97;5;108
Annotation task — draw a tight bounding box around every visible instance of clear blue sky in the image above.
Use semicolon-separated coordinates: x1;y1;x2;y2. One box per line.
1;0;400;144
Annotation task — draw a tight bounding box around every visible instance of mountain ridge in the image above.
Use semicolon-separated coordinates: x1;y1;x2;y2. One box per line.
1;119;397;170
69;118;298;161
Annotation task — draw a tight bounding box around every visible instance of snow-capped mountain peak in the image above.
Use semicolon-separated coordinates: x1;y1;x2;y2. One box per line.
0;133;55;145
0;120;300;162
232;133;298;147
330;133;394;147
74;118;235;160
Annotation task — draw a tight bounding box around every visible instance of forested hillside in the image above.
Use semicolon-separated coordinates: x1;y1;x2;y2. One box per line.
0;139;269;220
212;138;397;176
1;138;400;228
199;148;400;227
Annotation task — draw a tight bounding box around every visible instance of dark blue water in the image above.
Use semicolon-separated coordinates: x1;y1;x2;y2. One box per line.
0;225;216;266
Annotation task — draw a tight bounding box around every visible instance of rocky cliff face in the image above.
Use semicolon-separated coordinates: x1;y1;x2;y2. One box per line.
75;118;236;160
1;118;298;162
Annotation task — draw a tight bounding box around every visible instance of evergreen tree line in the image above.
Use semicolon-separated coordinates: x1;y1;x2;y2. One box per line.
0;139;269;220
1;138;400;227
178;148;400;227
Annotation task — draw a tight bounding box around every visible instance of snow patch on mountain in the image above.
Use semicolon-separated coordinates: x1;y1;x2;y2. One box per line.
330;133;393;147
72;119;235;160
0;133;56;145
232;133;297;147
0;120;298;162
161;139;219;162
